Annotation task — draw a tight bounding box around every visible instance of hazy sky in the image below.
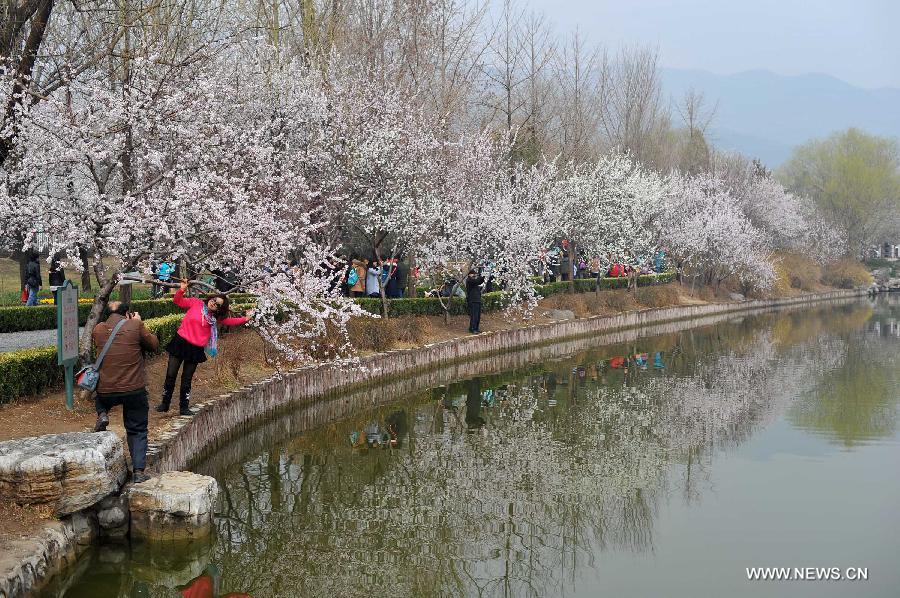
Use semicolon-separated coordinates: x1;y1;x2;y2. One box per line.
521;0;900;89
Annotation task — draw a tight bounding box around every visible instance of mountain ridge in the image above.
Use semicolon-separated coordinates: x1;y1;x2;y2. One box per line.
659;68;900;167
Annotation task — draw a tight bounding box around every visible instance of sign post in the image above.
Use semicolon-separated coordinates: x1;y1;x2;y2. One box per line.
118;271;140;305
56;280;79;410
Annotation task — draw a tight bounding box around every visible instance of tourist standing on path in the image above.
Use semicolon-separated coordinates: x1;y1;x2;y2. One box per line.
157;280;250;415
153;260;176;298
92;301;159;483
349;258;367;297
465;268;485;334
24;253;41;306
48;256;65;304
366;260;382;297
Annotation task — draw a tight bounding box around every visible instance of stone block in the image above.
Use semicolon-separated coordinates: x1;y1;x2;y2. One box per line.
128;471;218;542
0;432;127;516
95;493;130;540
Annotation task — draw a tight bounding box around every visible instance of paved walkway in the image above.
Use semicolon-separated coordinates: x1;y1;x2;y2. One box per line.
0;328;84;353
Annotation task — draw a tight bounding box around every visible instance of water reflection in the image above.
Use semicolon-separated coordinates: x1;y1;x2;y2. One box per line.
788;296;900;446
41;541;255;598
42;298;900;598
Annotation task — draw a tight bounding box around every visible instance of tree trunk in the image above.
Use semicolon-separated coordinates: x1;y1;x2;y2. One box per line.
0;0;54;168
79;276;117;363
379;284;389;319
79;252;133;362
16;250;29;289
440;279;462;327
568;242;577;293
406;251;417;298
373;246;389;319
80;251;92;290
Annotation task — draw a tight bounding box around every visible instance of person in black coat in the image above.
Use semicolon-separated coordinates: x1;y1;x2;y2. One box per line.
465;377;486;431
24;253;41;306
465;268;484;333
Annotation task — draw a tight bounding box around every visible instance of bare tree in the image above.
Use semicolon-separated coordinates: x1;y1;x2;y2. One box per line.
551;28;602;163
511;10;554;162
597;45;666;165
674;87;717;174
478;0;527;140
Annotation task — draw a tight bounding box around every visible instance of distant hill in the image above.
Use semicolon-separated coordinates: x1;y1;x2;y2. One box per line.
660;68;900;168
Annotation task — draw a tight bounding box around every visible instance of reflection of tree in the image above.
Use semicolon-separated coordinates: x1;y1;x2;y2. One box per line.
200;303;881;598
788;300;900;446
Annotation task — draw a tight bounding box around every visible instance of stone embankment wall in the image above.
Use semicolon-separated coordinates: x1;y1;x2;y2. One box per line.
148;289;863;474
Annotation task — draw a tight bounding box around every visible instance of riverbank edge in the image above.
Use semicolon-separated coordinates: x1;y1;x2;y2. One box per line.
0;288;866;597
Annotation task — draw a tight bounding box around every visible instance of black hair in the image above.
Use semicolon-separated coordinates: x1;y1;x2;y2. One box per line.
103;302;130;320
204;293;231;318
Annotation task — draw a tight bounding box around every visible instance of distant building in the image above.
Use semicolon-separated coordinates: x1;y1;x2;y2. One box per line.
872;242;900;259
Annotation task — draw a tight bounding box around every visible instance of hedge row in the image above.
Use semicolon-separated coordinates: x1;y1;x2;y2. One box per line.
0;347;61;405
0;293;258;334
0;313;184;404
356;272;675;317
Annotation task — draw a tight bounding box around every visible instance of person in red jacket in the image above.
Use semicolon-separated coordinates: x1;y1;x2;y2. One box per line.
156;280;250;415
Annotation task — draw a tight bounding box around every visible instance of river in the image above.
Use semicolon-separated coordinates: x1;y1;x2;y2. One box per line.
40;296;900;597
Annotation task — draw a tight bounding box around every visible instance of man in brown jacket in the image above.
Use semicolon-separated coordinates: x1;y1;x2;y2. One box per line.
92;301;159;483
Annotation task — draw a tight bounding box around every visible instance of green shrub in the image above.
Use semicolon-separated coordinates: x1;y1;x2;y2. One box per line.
146;314;185;348
0;297;188;333
0;347;61;404
535;281;572;297
0;305;60;332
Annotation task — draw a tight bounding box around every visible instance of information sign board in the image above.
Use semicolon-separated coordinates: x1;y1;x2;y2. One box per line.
56;281;79;410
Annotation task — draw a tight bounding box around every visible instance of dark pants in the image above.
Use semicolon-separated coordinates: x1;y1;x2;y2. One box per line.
163;354;199;408
96;389;149;470
468;302;482;333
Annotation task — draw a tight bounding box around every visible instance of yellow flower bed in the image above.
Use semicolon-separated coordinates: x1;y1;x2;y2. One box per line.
37;297;94;305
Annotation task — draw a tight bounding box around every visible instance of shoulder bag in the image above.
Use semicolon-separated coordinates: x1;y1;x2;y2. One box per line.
76;318;128;392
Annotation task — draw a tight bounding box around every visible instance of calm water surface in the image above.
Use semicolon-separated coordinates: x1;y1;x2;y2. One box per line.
42;297;900;598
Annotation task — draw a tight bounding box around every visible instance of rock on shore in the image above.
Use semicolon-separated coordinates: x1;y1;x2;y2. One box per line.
129;471;218;542
0;432;127;516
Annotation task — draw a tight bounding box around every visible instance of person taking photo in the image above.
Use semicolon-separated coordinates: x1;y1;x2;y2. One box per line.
93;301;158;484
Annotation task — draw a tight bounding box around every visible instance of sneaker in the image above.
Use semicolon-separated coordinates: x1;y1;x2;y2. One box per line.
94;411;109;432
179;406;197;416
132;470;150;484
154;402;170;413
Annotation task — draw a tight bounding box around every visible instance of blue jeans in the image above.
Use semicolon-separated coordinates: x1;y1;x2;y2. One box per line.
26;285;38;306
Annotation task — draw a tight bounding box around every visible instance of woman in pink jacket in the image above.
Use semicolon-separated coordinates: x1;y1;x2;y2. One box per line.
156;280;250;415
